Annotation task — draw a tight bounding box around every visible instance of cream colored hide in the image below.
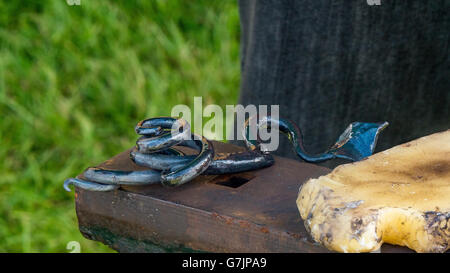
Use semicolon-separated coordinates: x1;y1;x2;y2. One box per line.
297;130;450;253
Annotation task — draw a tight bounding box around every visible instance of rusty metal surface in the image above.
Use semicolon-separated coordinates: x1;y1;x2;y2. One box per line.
75;141;413;253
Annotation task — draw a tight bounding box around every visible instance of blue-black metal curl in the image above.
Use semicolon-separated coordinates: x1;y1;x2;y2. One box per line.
243;116;388;162
64;117;273;191
64;116;388;192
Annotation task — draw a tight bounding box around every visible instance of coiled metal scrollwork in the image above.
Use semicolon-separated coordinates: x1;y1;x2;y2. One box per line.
64;117;274;191
64;116;388;192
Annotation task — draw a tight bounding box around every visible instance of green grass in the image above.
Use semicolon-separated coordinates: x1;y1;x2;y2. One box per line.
0;0;240;252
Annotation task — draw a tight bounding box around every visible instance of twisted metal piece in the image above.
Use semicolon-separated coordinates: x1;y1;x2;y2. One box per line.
243;116;388;163
64;116;387;192
64;117;273;191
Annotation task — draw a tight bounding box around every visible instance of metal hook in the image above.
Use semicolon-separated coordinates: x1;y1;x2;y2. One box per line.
243;116;388;163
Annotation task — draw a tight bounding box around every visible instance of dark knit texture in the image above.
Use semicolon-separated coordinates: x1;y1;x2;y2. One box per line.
236;0;449;167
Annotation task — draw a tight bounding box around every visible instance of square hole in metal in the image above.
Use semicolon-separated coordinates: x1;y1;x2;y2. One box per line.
213;175;253;188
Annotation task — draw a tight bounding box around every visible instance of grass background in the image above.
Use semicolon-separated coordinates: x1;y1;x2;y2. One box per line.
0;0;240;252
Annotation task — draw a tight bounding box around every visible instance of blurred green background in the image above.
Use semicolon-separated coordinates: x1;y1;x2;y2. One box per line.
0;0;240;252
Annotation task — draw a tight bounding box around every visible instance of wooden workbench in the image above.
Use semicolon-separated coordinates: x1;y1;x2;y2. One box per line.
74;141;412;253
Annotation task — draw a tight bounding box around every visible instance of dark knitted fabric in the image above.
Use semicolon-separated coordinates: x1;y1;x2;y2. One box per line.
236;0;449;167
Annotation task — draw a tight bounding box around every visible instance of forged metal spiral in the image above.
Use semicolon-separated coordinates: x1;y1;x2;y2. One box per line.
64;117;274;191
64;116;388;192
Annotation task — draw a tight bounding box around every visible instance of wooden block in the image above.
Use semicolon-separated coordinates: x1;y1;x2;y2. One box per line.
74;141;413;252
